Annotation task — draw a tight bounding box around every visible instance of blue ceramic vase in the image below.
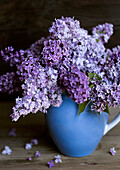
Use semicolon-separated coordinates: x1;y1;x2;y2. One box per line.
46;94;120;157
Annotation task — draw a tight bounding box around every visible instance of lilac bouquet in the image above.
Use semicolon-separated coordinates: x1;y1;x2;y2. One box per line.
0;16;120;121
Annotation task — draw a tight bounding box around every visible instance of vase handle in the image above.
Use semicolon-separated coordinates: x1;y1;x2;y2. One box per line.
103;112;120;135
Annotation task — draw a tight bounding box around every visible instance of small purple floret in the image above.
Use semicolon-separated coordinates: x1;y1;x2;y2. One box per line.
8;128;16;137
110;147;116;156
34;151;41;157
48;160;55;168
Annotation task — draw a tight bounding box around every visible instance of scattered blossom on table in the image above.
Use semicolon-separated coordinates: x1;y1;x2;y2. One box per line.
1;146;12;155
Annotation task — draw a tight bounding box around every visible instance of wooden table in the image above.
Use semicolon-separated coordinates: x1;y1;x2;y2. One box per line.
0;102;120;170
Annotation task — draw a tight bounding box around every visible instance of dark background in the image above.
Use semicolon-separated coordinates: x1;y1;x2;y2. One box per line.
0;0;120;100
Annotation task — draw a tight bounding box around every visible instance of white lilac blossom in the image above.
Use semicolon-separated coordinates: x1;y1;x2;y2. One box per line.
59;65;89;104
92;23;113;43
25;143;32;150
1;146;12;155
54;155;62;163
110;147;116;156
8;128;16;137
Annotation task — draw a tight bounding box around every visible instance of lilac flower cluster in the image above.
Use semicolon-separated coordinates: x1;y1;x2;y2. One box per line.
90;79;120;112
49;16;83;40
41;39;69;67
59;66;89;104
49;16;106;75
28;37;47;62
96;46;120;84
0;72;20;94
1;46;25;67
11;65;62;121
92;23;113;43
0;16;120;119
71;35;106;73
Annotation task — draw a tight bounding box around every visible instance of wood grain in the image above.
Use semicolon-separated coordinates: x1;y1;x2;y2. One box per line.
0;102;120;169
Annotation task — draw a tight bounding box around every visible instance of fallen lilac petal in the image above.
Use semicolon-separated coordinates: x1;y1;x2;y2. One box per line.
110;147;116;156
48;160;55;168
25;143;32;150
28;157;32;161
31;139;38;145
1;150;7;155
54;155;62;163
1;146;12;155
34;151;41;157
8;128;16;136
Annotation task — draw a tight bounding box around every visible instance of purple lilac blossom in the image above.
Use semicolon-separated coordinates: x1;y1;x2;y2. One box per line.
28;37;47;58
16;55;39;81
54;155;62;163
89;79;120;112
11;66;62;121
96;46;120;85
34;151;41;157
0;72;20;94
48;160;55;168
1;146;12;155
110;147;116;156
41;39;69;67
28;157;32;161
0;16;120;120
92;23;113;43
89;46;120;113
1;46;25;67
49;16;87;40
59;65;89;104
8;128;16;137
71;35;105;73
49;16;106;75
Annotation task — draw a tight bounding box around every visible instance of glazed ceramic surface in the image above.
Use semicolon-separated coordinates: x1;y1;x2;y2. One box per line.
46;94;120;157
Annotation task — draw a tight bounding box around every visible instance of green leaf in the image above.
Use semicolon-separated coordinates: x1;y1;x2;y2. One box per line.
88;73;95;82
96;39;100;42
103;103;110;115
96;30;100;34
106;55;109;61
88;73;101;82
101;30;106;34
78;100;90;115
